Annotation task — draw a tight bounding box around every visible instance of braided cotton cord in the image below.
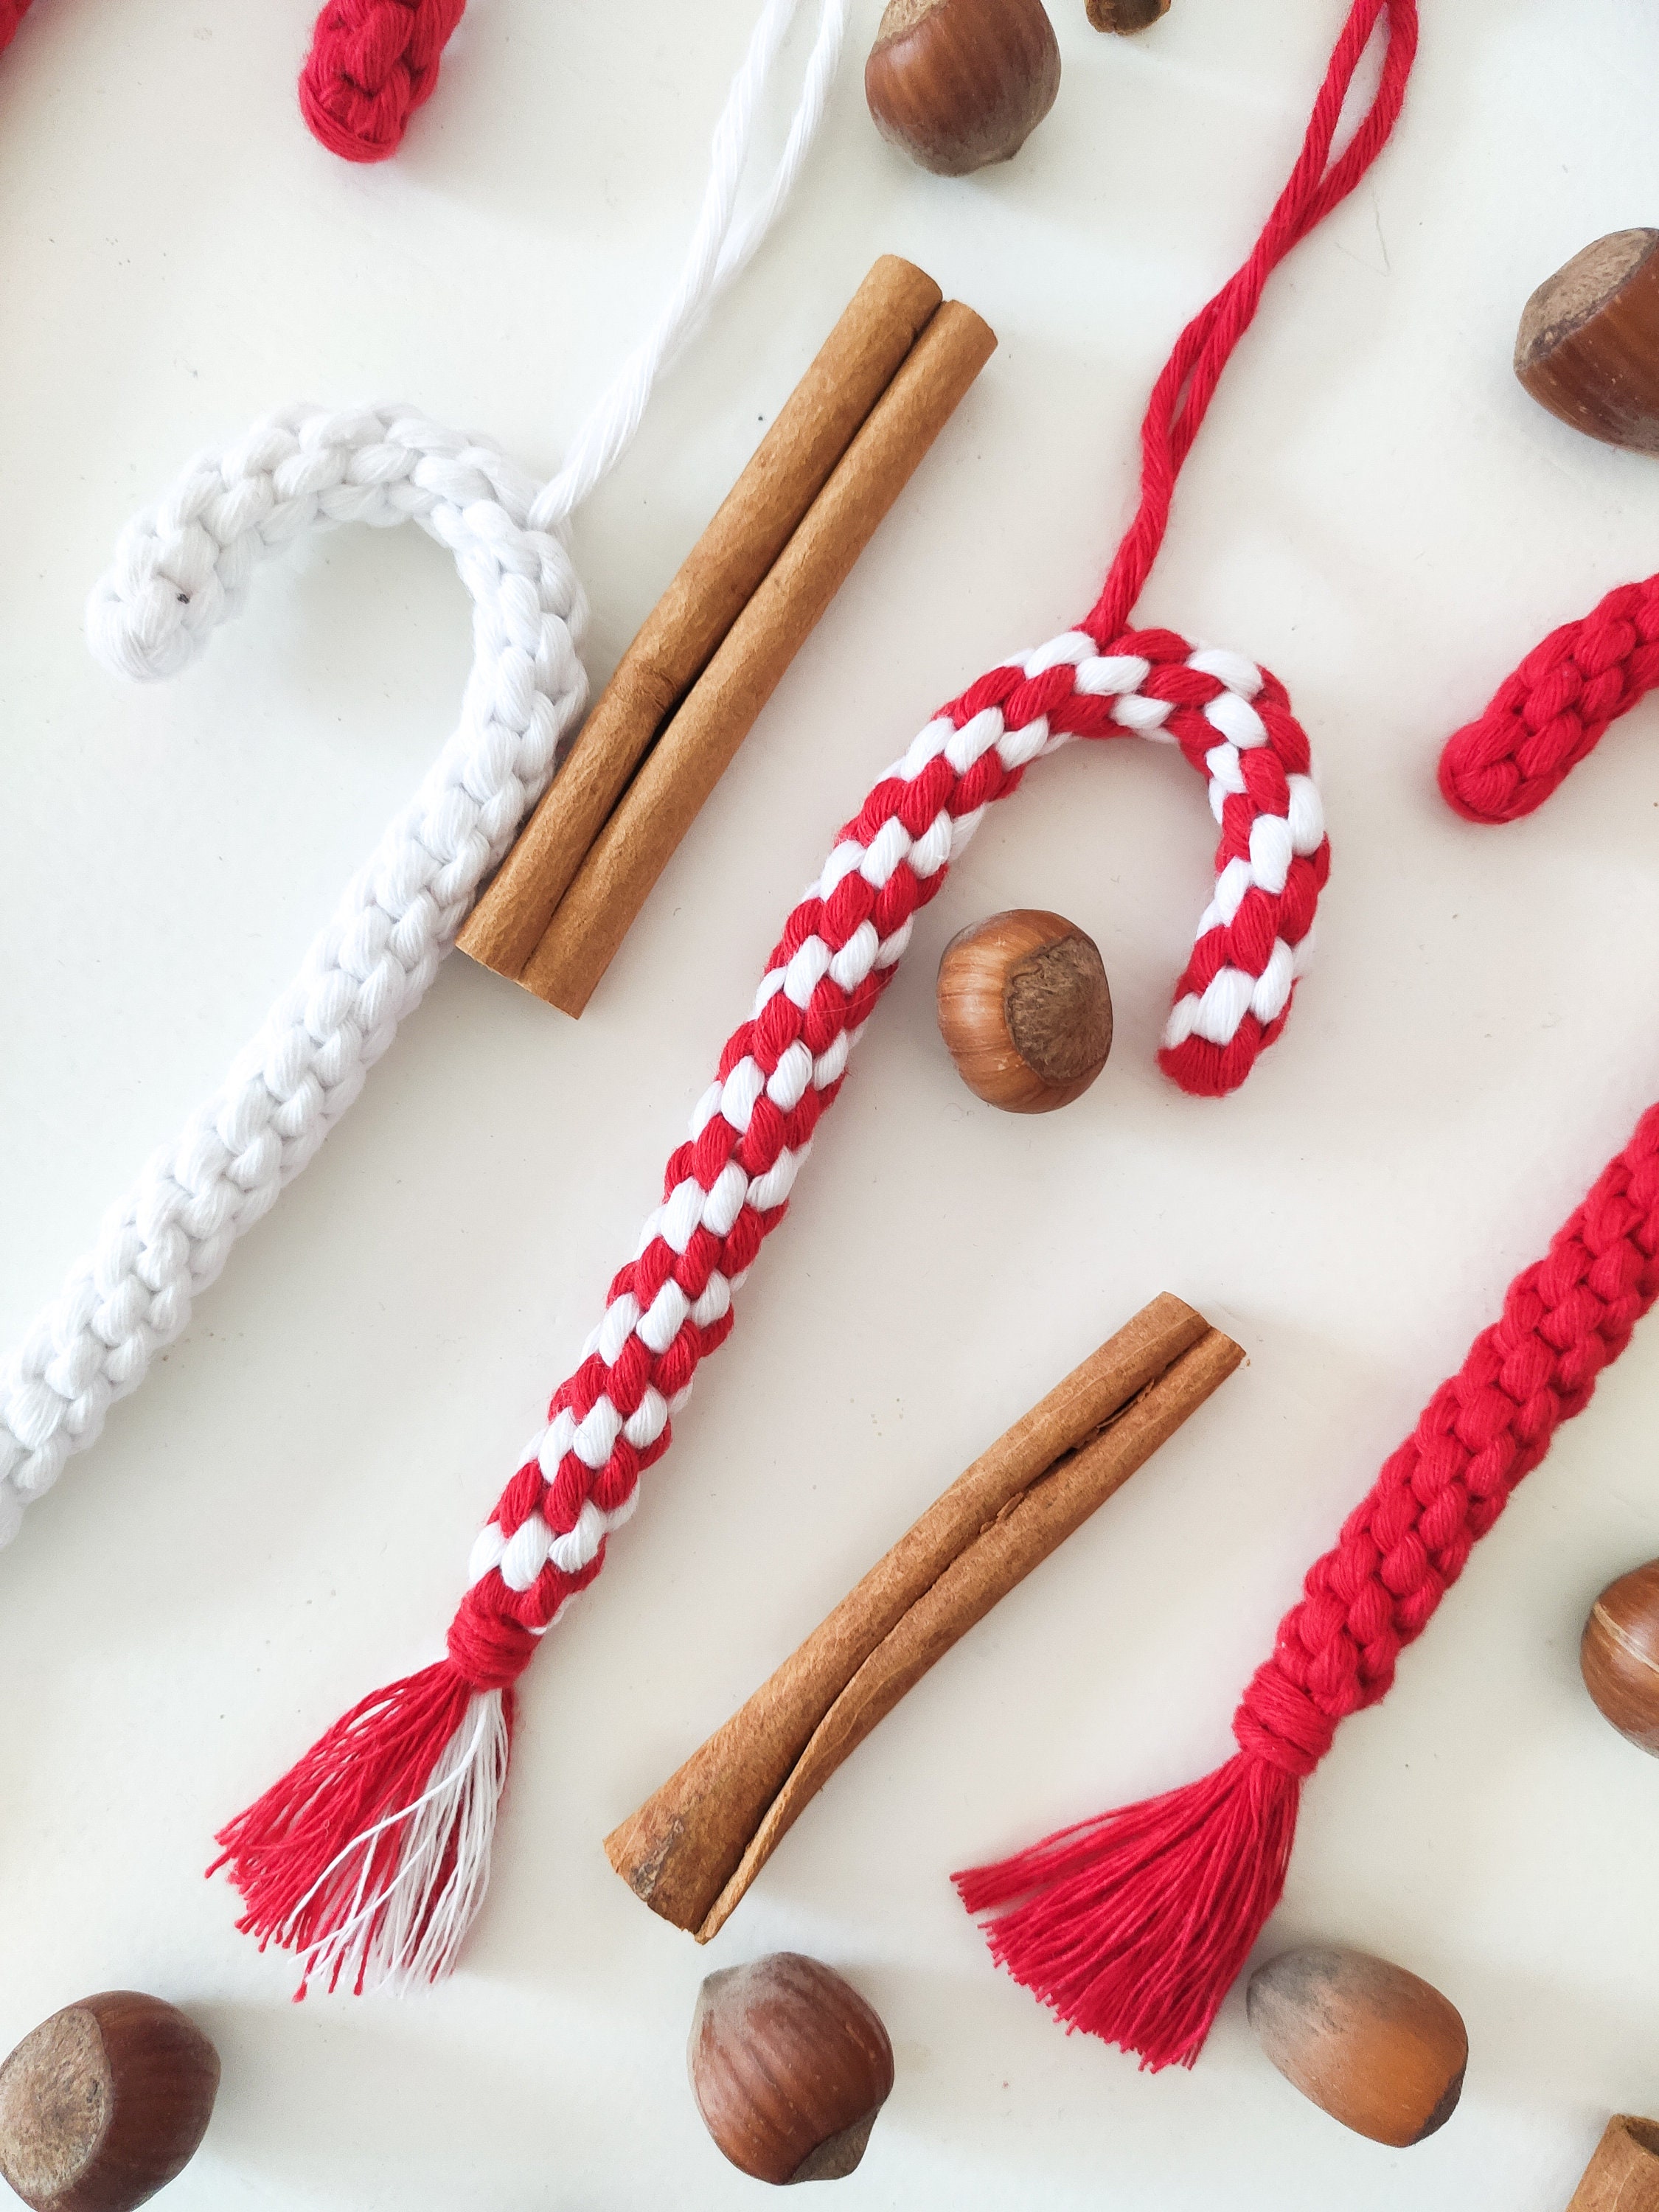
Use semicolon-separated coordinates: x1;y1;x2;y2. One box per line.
1239;1124;1659;1763
301;0;467;164
0;0;844;1533
1439;573;1659;824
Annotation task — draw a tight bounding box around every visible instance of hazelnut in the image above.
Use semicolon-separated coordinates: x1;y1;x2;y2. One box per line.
936;908;1112;1113
1246;1947;1467;2148
1086;0;1169;29
1515;229;1659;456
688;1953;894;2185
0;1992;220;2212
1581;1559;1659;1753
865;0;1061;178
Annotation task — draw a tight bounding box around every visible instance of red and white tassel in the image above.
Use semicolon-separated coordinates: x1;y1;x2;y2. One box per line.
212;1668;512;1996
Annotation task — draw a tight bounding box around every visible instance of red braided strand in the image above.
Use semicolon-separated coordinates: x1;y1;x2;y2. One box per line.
300;0;465;163
1439;574;1659;824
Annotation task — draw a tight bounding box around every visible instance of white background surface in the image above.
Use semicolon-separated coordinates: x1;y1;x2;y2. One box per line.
2;1;1658;2205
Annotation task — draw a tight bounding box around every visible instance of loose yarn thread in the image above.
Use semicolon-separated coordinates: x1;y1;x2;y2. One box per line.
212;0;1406;1998
0;0;848;1531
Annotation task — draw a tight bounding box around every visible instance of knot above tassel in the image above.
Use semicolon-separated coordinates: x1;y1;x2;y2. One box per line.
1231;1662;1338;1779
446;1590;541;1694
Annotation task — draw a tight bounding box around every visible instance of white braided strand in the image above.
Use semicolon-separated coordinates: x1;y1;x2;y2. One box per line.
0;406;588;1524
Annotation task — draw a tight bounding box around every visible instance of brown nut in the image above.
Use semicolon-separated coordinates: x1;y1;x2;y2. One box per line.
0;1992;220;2212
1581;1559;1659;1754
688;1953;894;2185
936;908;1112;1113
1516;229;1659;456
866;0;1061;178
1087;0;1169;29
1246;1947;1467;2148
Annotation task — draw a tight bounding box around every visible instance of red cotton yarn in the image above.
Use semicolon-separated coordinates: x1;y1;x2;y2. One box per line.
300;0;466;162
957;577;1659;2070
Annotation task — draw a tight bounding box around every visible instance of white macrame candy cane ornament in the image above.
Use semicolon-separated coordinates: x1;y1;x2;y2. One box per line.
0;0;847;1534
0;408;588;1531
214;0;1414;1999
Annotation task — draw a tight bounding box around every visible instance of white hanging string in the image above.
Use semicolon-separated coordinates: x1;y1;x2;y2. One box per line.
531;0;848;530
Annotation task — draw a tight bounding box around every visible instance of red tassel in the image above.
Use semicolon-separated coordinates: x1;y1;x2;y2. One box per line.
953;1755;1301;2071
211;1660;511;1997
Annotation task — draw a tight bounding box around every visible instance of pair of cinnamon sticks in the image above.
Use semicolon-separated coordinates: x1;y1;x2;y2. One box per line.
605;1293;1245;1942
458;257;997;1015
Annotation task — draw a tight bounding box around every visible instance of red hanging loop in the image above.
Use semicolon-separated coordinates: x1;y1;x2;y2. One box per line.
1087;0;1419;644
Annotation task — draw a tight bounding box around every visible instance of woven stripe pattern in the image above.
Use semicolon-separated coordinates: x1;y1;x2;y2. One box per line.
301;0;466;163
0;405;587;1528
449;625;1327;1680
1439;573;1659;825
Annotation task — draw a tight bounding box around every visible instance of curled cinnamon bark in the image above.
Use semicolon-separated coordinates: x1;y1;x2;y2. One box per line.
605;1293;1243;1939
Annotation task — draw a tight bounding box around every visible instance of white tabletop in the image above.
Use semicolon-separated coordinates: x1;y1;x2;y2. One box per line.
3;1;1658;2205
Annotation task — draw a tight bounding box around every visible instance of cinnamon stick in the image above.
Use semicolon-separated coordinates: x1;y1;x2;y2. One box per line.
457;256;945;982
604;1294;1245;1941
522;296;998;1016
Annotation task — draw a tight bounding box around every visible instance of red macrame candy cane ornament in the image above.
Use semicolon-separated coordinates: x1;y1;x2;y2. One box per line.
956;595;1659;2070
213;0;1414;1997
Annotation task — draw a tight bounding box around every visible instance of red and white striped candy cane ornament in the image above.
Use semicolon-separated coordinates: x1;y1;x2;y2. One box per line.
213;0;1418;1996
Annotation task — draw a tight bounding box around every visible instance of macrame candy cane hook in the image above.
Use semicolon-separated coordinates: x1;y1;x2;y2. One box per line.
0;0;847;1533
1439;573;1659;824
212;0;1407;2003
